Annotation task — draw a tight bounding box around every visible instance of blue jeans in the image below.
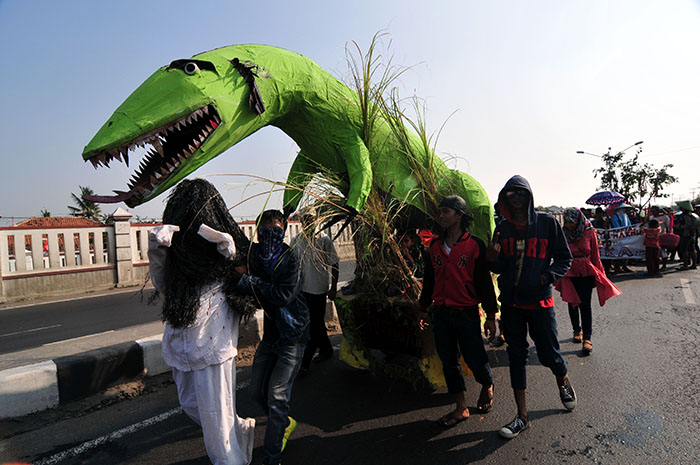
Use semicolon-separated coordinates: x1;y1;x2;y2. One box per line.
250;338;305;465
432;306;493;394
501;305;567;391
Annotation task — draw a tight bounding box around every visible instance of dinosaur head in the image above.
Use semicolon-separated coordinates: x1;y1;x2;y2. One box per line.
82;47;269;207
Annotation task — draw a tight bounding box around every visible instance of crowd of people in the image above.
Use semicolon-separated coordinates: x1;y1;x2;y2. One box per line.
146;176;699;463
580;201;700;274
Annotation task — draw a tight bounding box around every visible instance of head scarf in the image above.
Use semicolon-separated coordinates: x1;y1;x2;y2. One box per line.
563;207;592;243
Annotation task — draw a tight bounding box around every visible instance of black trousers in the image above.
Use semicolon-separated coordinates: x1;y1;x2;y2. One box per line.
301;292;333;369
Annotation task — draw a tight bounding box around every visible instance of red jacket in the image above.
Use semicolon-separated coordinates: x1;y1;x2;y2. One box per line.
419;231;498;315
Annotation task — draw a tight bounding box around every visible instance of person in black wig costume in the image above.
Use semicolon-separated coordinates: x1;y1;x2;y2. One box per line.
148;178;257;465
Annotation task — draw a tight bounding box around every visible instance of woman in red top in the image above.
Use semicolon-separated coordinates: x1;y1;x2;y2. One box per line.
555;208;621;355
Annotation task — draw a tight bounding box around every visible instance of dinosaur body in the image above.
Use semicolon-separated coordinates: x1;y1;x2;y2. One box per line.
82;44;494;240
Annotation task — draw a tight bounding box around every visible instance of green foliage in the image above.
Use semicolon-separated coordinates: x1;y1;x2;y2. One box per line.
40;208;51;217
68;186;102;220
592;145;678;209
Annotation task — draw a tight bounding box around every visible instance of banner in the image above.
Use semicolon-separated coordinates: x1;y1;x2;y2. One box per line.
596;225;645;260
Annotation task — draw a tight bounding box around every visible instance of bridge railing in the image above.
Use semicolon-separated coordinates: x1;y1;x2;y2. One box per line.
0;217;354;302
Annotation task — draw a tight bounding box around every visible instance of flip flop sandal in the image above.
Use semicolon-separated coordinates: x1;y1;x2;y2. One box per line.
582;340;593;355
573;331;583;343
438;413;469;428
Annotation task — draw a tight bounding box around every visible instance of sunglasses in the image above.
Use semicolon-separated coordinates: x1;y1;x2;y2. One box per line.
505;190;528;199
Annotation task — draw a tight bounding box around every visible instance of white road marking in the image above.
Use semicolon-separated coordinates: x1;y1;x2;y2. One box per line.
32;341;338;463
33;377;253;464
0;324;61;338
32;407;182;465
680;278;696;304
42;330;115;346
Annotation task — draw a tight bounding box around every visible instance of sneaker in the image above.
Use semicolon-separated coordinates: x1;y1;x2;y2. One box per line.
499;415;529;439
559;379;577;411
281;416;297;452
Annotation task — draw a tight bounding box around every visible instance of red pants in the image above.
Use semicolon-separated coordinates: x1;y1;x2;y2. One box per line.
646;247;660;275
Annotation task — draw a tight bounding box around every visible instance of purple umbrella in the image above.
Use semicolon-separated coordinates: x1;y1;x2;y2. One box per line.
586;190;626;205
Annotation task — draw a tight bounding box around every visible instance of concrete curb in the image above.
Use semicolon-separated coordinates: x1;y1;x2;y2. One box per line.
0;303;339;419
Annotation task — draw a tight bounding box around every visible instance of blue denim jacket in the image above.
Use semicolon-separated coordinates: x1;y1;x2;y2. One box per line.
236;243;310;341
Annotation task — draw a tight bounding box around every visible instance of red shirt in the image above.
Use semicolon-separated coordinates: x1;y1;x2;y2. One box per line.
644;227;660;248
420;232;498;314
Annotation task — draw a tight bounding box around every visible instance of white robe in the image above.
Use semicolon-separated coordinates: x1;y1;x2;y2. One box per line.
149;240;255;465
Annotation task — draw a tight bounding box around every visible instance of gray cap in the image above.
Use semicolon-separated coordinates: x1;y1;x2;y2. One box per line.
439;195;467;214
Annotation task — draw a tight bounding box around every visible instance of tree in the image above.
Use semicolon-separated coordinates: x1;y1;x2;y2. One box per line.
40;208;51;217
592;145;678;209
68;186;102;220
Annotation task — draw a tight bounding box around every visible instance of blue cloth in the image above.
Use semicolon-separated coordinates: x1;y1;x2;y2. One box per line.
432;306;493;393
490;175;573;306
500;305;568;390
249;339;305;465
610;211;631;228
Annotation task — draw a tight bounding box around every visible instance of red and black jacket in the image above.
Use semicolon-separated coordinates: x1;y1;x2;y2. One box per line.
419;231;498;315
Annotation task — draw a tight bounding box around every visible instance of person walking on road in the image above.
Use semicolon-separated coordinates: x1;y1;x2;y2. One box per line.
291;210;339;374
148;179;256;465
555;208;621;355
486;175;575;439
418;195;498;427
236;209;310;465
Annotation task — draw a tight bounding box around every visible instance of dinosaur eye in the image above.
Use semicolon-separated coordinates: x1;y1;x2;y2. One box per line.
183;62;199;75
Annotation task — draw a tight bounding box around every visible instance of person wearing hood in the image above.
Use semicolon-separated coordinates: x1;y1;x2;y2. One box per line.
486;175;574;439
236;209;309;465
554;208;621;355
419;195;498;427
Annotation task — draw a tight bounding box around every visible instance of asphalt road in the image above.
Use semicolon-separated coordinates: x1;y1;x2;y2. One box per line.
0;288;161;354
2;265;699;465
0;260;355;356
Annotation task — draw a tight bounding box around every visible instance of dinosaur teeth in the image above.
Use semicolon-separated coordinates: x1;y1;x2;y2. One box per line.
203;106;209;115
205;125;212;133
188;144;195;153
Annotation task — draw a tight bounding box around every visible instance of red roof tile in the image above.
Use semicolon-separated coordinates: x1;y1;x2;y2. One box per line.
12;217;104;228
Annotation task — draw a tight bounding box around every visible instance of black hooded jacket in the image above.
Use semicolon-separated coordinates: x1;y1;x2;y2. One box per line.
489;175;572;306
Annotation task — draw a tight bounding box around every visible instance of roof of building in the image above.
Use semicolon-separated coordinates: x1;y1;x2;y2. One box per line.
11;217;104;228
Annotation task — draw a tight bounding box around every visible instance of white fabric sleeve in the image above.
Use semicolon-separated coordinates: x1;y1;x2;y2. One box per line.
198;224;236;259
147;225;179;293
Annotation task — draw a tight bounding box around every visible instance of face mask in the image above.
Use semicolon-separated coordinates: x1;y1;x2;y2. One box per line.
257;226;285;272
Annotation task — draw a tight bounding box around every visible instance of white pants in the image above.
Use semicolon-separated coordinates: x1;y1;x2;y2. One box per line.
173;359;255;465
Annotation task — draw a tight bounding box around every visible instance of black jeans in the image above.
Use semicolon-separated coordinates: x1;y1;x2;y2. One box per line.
567;275;595;340
432;306;493;394
301;292;333;369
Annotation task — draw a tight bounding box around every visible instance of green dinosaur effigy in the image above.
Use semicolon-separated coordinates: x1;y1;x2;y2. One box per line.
81;44;494;242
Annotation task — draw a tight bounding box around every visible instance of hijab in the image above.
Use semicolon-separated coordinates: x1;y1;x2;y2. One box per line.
563;207;592;243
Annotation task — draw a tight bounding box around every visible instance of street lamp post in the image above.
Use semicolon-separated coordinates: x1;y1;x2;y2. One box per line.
576;140;644;203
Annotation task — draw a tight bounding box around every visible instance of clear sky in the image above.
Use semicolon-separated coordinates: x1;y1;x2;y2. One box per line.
1;0;699;224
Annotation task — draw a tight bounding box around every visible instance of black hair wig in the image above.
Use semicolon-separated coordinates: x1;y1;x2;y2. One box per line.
159;179;256;328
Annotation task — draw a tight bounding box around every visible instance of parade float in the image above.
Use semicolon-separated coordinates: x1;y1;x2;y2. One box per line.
80;35;494;389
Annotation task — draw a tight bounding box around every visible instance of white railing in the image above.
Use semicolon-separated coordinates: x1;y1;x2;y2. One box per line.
0;219;355;301
0;226;114;277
